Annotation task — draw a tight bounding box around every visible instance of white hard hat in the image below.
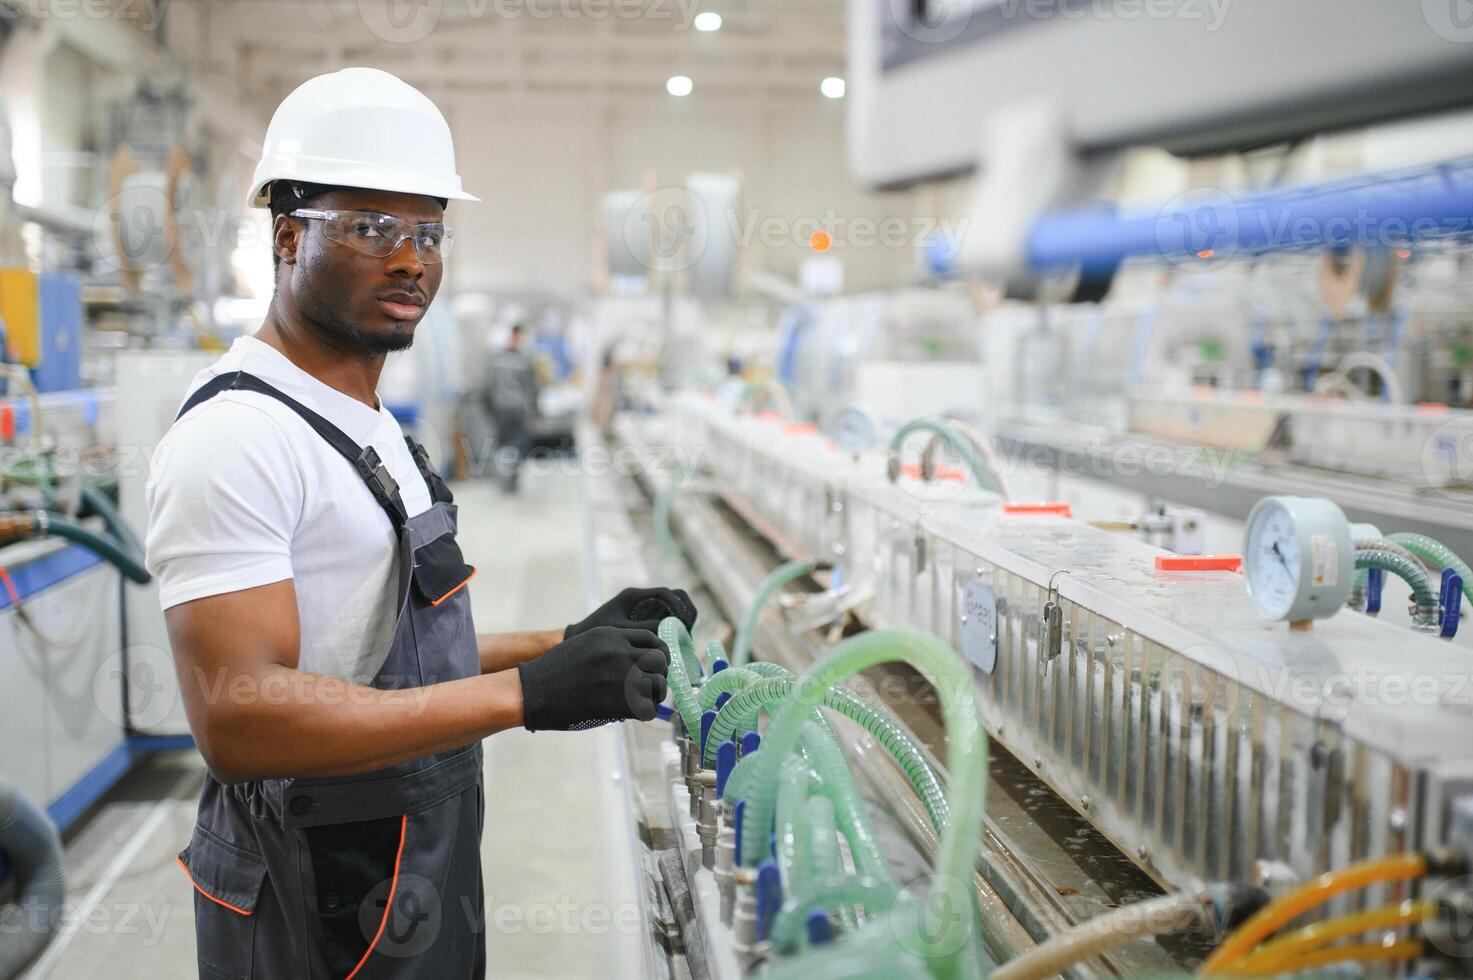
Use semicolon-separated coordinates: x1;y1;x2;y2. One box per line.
247;67;478;209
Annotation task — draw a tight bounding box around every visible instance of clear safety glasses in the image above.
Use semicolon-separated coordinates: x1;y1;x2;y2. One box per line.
291;209;454;264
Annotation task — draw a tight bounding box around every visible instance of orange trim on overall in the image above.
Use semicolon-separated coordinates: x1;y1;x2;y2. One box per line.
430;568;477;607
345;814;409;980
176;855;254;917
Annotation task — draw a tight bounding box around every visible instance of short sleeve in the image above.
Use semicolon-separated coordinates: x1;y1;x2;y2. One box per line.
145;399;306;609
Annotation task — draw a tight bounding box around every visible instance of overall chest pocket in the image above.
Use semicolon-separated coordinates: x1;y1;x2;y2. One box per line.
178;827;267;979
410;532;475;607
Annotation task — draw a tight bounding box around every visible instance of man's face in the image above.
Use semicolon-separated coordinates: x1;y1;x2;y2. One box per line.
280;188;446;355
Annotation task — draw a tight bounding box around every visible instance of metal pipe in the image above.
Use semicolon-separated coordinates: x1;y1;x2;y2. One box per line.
1027;157;1473;276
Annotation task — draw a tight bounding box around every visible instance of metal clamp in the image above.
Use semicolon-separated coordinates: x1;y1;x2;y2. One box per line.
1039;570;1071;666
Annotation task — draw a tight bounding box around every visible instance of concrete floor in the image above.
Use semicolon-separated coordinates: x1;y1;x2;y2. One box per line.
24;469;634;979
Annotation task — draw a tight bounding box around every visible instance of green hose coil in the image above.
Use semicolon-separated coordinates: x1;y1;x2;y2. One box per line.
706;674;949;836
798;714;898;888
43;514;151;585
1388;531;1473;602
887;417;1004;496
769;874;903;953
776;750;821;891
737;629;988;980
697;665;762;711
79;485;144;560
652;466;692;560
732;560;815;667
658;617;705;734
1354;549;1439;607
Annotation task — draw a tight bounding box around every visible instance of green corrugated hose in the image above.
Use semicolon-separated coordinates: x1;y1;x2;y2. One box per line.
1387;531;1473;602
731;560;815;667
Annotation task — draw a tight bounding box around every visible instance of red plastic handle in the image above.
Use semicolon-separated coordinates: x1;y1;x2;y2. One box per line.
1154;554;1243;572
1003;502;1073;517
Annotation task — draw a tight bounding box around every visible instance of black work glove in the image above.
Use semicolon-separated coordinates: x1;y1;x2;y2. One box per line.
517;626;671;731
565;587;696;640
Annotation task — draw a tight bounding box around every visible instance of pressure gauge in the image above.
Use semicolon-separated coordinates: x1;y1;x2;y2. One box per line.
1243;496;1354;622
831;406;879;456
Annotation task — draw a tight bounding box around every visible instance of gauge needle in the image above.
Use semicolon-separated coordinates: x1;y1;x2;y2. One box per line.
1271;541;1287;565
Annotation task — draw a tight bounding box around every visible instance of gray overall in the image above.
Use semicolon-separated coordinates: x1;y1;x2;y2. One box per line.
172;372;486;979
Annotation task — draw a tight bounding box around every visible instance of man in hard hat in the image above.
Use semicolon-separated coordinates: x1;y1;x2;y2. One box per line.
146;67;694;979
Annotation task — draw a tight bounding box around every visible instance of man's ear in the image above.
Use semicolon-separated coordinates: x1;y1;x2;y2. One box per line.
273;214;300;267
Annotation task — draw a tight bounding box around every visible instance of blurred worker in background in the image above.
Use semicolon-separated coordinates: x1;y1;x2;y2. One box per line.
146;67;693;980
483;323;539;493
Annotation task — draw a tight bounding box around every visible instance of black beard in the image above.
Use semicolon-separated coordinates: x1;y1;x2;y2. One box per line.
295;274;416;356
305;311;416;356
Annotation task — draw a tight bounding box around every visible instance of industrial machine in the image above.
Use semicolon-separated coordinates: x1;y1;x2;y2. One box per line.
582;393;1473;978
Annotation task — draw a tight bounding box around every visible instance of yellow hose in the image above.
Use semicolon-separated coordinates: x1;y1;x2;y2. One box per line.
1200;853;1427;973
1227;940;1423;976
1227;899;1433;975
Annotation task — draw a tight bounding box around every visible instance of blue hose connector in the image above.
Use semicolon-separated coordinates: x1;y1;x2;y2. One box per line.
1367;568;1384;616
715;692;732;711
700;709;717;759
805;909;835;946
734;799;746;865
755;860;782;941
716;740;737;796
1442;569;1463;639
655;703;673;721
741;731;761;757
712;658;729;674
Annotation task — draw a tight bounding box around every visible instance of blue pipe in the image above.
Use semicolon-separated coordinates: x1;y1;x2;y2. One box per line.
1026;157;1473;277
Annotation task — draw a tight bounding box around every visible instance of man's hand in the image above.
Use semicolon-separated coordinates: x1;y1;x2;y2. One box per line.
565;587;696;639
516;626;670;731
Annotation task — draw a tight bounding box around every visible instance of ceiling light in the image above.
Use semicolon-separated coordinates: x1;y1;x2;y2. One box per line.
821;76;846;100
694;11;722;31
667;75;694;97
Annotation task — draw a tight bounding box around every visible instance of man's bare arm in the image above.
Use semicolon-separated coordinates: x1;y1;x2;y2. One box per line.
476;629;563;674
166;579;523;785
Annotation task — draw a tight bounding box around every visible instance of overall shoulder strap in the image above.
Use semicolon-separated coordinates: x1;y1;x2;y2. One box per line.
403;435;455;505
176;371;410;529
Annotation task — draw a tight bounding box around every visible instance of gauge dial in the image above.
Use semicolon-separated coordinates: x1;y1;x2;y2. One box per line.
1243;496;1353;622
831;405;879;456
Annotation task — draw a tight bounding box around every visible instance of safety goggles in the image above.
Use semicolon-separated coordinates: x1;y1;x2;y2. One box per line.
290;209;454;264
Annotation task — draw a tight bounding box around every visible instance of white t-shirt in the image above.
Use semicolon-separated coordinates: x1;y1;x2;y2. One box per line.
145;335;433;684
